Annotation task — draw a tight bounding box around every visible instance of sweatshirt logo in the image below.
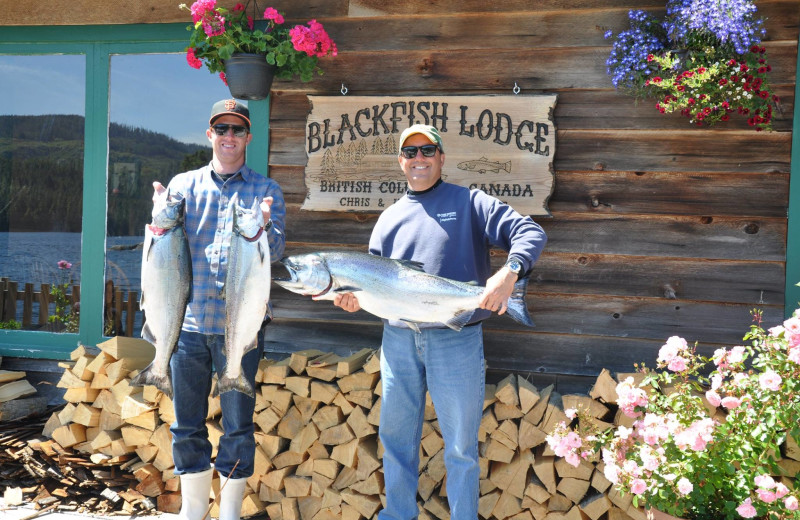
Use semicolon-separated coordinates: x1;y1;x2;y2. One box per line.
437;211;457;223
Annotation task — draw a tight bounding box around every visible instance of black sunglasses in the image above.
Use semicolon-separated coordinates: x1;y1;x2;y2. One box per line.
400;144;440;159
212;123;249;138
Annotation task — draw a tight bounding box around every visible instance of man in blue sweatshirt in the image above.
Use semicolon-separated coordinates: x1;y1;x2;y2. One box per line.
335;124;547;520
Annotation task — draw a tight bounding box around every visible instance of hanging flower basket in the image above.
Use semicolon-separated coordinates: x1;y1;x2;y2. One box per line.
222;53;277;100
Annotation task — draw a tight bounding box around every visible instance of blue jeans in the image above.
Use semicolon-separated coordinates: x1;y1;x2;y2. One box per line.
378;324;485;520
170;328;263;479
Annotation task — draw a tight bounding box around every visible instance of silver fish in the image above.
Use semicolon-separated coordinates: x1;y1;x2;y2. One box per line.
131;190;192;399
457;157;512;174
274;251;534;332
218;193;271;397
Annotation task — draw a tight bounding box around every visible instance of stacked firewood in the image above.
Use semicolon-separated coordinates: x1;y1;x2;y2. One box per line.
0;366;47;423
41;340;800;520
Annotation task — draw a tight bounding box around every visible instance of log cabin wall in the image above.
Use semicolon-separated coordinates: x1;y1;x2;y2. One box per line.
6;0;800;393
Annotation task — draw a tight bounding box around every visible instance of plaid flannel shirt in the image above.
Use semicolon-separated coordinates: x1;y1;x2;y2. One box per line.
166;163;286;335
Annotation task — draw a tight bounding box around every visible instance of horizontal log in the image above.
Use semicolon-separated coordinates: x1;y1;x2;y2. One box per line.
271;165;790;218
267;44;798;94
280;206;786;260
531;253;784;305
268;125;793;174
269;87;795;135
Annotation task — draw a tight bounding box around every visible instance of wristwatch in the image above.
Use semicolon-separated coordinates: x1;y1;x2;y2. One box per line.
504;257;524;280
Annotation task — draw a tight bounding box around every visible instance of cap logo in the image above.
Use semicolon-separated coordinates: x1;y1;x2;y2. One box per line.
224;100;237;110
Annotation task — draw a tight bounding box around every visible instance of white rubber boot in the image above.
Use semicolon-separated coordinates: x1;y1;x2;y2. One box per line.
218;475;248;520
178;468;213;520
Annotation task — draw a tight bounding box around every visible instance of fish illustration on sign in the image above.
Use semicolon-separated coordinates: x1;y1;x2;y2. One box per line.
457;157;512;174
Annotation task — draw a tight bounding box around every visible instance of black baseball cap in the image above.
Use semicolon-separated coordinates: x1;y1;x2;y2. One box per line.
209;99;251;127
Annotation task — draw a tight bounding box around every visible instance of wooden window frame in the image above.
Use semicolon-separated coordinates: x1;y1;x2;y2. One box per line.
0;24;270;359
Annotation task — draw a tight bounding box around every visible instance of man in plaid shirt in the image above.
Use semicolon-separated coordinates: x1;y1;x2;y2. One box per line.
152;99;285;520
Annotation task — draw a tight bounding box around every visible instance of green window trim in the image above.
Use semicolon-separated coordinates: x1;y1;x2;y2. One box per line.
0;24;270;359
786;37;800;318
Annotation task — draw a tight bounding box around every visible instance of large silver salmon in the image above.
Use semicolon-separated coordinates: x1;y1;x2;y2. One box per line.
131;191;192;399
218;194;271;397
275;251;535;332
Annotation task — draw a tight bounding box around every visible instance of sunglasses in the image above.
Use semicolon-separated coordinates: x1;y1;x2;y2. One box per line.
212;123;249;138
400;144;440;159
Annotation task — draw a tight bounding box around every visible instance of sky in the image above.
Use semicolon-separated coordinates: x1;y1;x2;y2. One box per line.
0;53;232;145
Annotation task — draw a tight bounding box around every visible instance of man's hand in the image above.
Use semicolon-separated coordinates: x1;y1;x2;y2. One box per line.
260;196;273;224
479;267;517;315
333;292;361;312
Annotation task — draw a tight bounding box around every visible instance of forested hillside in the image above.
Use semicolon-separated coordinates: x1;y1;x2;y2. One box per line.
0;115;210;235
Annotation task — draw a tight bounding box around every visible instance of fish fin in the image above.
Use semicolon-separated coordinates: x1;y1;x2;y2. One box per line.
445;310;474;332
396;259;425;272
216;373;255;398
332;286;363;294
141;321;157;345
505;277;535;327
400;320;422;333
129;364;174;400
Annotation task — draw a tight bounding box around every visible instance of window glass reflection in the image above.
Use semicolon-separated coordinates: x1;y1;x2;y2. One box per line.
106;54;229;337
0;55;85;332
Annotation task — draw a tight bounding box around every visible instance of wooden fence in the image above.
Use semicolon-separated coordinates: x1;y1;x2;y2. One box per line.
0;277;141;337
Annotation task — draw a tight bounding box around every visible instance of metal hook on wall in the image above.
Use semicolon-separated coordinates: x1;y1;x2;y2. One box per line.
341;83;348;96
513;82;521;95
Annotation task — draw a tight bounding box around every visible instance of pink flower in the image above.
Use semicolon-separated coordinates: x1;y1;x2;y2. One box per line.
190;0;217;23
57;260;73;270
755;474;775;488
565;408;577;420
737;498;757;518
263;7;284;24
789;346;800;364
757;489;777;503
630;479;647;495
705;389;721;407
186;48;203;69
202;13;226;37
677;477;693;495
290;20;337;58
785;495;799;511
721;396;742;409
775;483;790;499
759;370;782;391
658;336;688;363
616;378;649;418
219;72;227;86
728;346;746;364
667;356;688;372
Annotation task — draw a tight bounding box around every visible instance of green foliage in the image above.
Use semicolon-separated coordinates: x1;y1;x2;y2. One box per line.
0;115;208;236
0;319;21;330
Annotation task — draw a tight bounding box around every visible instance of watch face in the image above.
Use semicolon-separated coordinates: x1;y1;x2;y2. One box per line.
507;259;522;273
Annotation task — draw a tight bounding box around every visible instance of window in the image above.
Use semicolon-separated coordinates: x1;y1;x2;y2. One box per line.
0;25;270;358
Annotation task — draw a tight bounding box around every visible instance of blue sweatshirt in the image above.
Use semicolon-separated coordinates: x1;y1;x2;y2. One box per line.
368;181;547;327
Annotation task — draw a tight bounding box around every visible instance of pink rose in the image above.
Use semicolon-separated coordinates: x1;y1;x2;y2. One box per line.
721;396;742;409
728;346;746;364
785;495;799;511
630;479;647;495
705;390;721;407
677;477;693;496
667;356;688;372
757;489;777;503
759;370;781;391
775;483;790;499
755;474;776;488
737;498;757;518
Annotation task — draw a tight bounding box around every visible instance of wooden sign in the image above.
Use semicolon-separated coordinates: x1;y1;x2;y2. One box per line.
302;95;557;216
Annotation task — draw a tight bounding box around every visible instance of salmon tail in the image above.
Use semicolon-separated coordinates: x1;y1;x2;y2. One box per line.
506;277;535;327
130;364;174;399
215;373;255;398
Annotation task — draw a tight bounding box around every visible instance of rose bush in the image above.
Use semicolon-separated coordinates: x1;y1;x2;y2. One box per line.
547;308;800;519
180;0;337;85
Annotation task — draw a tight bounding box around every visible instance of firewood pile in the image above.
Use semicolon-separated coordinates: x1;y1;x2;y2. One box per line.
16;338;800;520
0;366;48;423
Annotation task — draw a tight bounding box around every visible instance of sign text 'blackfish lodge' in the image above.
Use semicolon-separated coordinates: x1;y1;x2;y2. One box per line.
303;95;557;215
